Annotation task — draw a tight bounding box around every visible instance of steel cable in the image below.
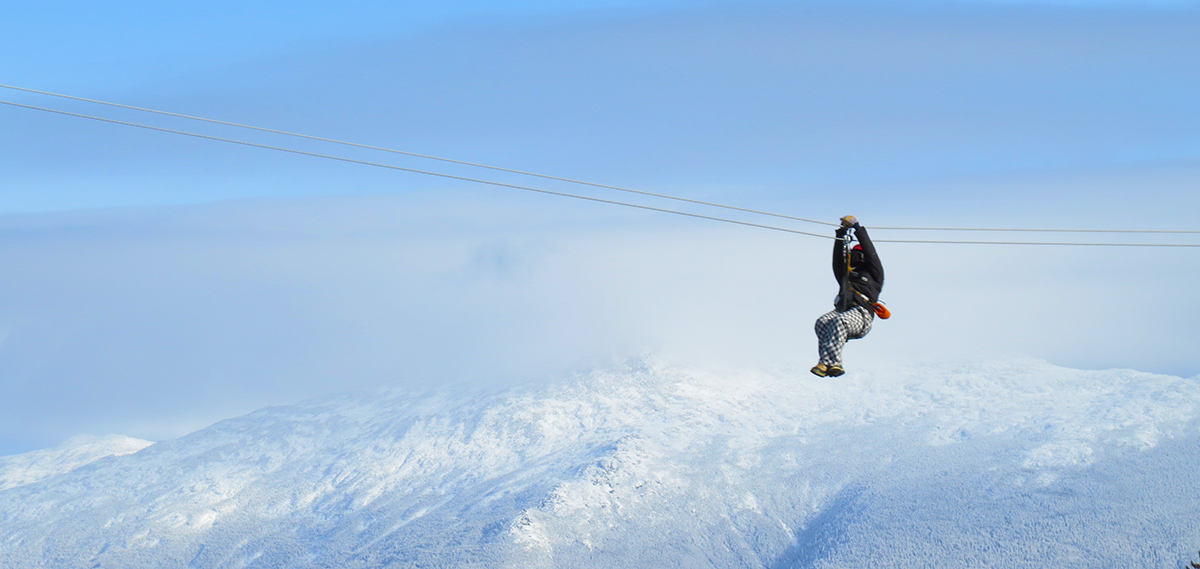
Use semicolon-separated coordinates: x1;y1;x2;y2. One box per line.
0;83;837;228
0;99;832;239
3;98;1199;248
11;84;1199;237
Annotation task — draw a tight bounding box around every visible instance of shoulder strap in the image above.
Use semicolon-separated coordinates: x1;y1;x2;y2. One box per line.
837;231;854;310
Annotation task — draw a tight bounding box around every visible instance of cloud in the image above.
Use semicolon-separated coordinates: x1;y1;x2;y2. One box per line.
0;189;1196;455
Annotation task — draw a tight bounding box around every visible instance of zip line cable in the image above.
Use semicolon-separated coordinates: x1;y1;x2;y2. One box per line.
7;84;1198;237
872;225;1200;234
3;98;1199;248
0;83;837;229
0;99;831;240
872;238;1197;247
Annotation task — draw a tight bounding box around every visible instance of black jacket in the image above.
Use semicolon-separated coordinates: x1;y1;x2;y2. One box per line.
833;224;884;311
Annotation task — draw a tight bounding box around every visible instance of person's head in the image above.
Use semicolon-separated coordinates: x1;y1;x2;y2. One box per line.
850;244;864;269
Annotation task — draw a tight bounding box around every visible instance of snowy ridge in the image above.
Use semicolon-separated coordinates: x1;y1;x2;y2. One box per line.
1;359;1199;568
0;434;153;492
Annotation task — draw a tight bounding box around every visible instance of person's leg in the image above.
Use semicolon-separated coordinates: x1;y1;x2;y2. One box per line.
814;307;875;376
814;310;848;367
845;306;874;340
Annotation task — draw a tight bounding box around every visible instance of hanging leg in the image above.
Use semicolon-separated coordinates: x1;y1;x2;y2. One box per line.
814;309;848;367
813;307;874;375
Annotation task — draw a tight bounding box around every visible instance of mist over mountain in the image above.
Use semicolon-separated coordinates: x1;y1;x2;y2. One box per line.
3;358;1198;568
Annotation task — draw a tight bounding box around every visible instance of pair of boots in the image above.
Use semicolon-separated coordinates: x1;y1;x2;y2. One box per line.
810;363;844;377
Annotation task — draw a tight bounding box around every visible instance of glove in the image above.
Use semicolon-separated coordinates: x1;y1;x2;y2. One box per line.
840;215;859;227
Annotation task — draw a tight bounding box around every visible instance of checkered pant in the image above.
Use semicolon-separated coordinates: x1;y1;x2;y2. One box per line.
814;306;874;367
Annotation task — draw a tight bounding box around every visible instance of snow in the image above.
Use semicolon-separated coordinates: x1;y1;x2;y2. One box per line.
0;434;153;492
1;359;1198;568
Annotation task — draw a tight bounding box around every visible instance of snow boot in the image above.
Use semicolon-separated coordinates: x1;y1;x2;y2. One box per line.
813;363;845;377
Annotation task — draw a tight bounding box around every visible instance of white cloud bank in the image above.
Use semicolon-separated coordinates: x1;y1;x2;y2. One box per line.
0;190;1195;453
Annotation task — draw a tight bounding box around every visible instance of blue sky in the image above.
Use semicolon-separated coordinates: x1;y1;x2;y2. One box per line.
3;0;1199;217
2;0;721;96
1;0;1199;454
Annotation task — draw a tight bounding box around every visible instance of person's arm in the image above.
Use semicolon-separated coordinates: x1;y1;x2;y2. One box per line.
854;224;884;285
833;226;848;282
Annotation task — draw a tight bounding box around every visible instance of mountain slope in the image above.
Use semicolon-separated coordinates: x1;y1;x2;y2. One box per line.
1;359;1198;568
0;434;152;492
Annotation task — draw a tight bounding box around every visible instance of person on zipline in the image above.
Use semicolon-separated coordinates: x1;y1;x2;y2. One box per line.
811;215;885;377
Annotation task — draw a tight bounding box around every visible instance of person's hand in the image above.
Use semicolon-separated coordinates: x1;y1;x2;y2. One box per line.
840;215;859;227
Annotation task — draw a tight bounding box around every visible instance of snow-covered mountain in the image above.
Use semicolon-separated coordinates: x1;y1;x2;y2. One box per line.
2;359;1199;568
0;434;152;492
